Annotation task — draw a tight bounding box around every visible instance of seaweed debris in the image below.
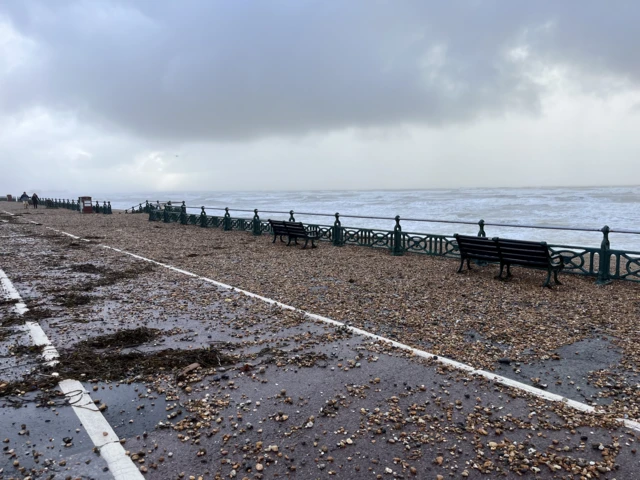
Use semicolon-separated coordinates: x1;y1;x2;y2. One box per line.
55;292;94;307
0;345;238;397
68;263;106;274
1;307;55;327
82;327;160;349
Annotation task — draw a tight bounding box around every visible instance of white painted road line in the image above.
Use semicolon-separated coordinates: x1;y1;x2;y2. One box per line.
59;380;145;480
0;259;143;480
37;223;640;433
0;267;28;315
24;321;60;366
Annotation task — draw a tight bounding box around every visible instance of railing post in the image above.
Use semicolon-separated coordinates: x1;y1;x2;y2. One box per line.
107;201;112;214
289;210;295;222
102;201;107;214
596;225;612;285
223;207;232;231
163;204;170;223
333;213;343;246
391;215;404;256
477;219;486;237
200;207;207;227
180;201;187;225
144;200;150;213
253;209;261;235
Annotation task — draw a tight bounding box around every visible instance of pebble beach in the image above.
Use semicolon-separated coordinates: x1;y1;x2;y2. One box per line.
1;203;639;479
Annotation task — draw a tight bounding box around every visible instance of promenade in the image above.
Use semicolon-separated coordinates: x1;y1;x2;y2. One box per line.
1;203;638;479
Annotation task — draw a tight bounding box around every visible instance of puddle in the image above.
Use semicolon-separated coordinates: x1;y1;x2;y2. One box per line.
86;381;184;439
0;392;109;475
494;337;624;405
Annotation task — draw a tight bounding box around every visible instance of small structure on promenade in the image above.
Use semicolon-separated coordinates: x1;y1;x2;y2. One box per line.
79;196;93;214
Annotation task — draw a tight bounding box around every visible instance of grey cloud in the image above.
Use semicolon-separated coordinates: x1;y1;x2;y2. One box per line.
1;1;639;142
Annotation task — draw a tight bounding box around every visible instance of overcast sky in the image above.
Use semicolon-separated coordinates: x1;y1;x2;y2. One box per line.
1;0;639;194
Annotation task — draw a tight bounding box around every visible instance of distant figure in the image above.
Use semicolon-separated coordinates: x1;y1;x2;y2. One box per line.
19;192;30;208
31;192;39;209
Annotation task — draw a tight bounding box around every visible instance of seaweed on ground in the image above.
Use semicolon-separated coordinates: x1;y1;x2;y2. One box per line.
82;327;160;348
0;329;239;398
55;292;94;307
68;263;107;274
58;345;237;382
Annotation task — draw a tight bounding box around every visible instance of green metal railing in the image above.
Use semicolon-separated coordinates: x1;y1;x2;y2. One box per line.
42;198;112;214
141;201;640;286
125;200;177;214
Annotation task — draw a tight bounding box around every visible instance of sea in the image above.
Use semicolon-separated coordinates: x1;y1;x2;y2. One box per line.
92;186;640;251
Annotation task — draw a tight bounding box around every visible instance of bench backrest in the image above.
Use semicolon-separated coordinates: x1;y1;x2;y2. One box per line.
454;234;501;261
493;238;551;268
284;221;308;236
269;220;288;235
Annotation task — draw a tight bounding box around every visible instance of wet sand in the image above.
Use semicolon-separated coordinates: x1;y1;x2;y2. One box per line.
1;203;638;479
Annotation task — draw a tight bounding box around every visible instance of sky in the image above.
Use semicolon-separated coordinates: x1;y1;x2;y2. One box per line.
0;0;639;195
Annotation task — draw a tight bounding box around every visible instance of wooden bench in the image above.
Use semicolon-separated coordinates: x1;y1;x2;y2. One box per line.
454;234;501;272
494;237;564;288
454;234;564;287
268;220;289;243
284;222;319;249
268;220;319;249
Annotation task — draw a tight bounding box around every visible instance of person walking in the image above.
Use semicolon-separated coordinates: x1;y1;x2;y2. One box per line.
19;191;30;208
31;192;39;209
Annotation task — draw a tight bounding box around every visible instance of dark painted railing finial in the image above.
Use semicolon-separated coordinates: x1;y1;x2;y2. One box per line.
200;206;207;228
478;219;486;237
253;209;261;236
223;207;232;231
392;215;404;256
596;225;612;285
180;201;187;224
333;212;343;246
289;210;295;222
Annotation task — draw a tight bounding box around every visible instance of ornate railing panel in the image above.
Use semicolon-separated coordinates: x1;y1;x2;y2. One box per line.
610;249;640;281
343;227;393;249
306;224;333;242
548;245;599;277
403;232;458;257
230;218;253;232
